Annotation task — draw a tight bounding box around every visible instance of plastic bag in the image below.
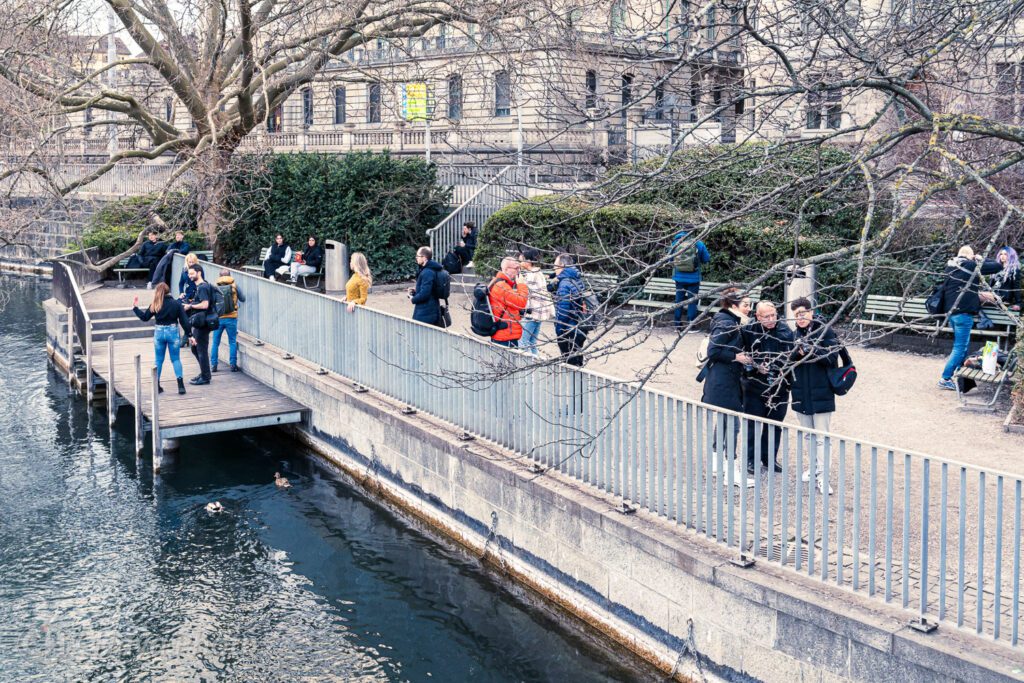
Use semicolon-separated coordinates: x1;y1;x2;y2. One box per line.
981;341;999;375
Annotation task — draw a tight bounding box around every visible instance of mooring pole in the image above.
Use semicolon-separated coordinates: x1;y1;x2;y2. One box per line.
67;313;74;385
85;321;94;403
107;337;116;423
134;354;143;456
151;365;162;473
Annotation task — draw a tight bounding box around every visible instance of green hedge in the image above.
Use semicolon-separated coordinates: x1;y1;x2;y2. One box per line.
77;192;202;255
219;152;450;282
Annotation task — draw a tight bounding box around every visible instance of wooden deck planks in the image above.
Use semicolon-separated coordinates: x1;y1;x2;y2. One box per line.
91;335;306;433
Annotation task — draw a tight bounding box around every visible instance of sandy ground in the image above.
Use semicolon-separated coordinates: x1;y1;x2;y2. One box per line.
86;283;1024;476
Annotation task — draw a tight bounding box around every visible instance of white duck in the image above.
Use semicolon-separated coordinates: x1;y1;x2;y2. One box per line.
205;501;224;513
274;472;292;489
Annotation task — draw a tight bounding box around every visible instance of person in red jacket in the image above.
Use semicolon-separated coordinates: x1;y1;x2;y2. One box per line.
488;257;529;347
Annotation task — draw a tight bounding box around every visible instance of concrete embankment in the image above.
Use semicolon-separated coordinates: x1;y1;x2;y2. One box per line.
237;335;1024;683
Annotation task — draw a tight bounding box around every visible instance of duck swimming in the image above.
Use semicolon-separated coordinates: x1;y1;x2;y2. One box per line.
205;501;224;513
274;472;291;489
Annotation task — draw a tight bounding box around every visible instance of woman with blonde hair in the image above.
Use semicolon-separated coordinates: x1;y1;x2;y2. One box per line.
132;282;193;395
345;252;373;313
178;252;201;302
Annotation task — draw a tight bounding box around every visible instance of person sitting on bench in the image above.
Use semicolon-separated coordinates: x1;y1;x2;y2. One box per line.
289;235;323;283
263;233;292;280
126;229;167;285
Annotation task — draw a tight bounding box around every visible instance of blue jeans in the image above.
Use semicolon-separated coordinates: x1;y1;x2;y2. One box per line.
211;317;238;367
491;338;517;348
941;313;974;380
674;281;700;327
519;319;543;355
154;325;183;380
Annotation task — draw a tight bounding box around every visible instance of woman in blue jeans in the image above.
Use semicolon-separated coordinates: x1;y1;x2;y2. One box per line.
133;283;193;395
937;246;1002;389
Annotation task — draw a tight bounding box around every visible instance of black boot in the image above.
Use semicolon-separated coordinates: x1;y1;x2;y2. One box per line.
177;377;186;395
211;363;218;373
157;383;164;394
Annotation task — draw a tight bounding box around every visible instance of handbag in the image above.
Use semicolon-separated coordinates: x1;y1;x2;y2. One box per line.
189;311;207;331
439;301;452;329
827;347;857;396
924;283;945;315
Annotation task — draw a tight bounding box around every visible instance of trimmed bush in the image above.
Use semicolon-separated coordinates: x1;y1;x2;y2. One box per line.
219;152;450;282
79;192;202;256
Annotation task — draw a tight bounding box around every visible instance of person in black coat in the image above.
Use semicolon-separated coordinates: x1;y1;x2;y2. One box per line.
289;235;324;283
740;301;793;474
126;230;167;282
263;233;292;279
990;246;1020;310
454;222;477;266
408;246;445;326
938;246;1002;388
789;297;842;493
132;282;193;395
701;288;754;487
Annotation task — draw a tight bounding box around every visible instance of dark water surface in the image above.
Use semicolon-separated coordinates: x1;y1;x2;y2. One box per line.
0;277;647;682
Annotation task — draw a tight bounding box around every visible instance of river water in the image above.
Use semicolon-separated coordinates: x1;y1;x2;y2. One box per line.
0;277;648;682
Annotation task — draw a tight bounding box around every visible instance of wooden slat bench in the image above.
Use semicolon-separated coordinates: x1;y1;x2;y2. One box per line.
113;249;213;282
855;294;1018;347
243;247;323;289
626;278;764;315
954;353;1019;410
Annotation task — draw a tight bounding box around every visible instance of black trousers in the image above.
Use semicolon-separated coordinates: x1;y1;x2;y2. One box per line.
556;328;586;367
190;327;212;380
743;388;788;467
127;254;160;280
454;245;474;265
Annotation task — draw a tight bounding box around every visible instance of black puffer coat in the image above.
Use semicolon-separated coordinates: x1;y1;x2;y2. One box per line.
941;256;1002;315
701;309;745;412
790;318;841;416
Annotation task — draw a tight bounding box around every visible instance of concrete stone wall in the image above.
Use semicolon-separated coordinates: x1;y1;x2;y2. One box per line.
234;338;1024;683
1;197;101;263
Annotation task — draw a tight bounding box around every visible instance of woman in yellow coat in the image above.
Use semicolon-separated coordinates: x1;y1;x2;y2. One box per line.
345;252;373;313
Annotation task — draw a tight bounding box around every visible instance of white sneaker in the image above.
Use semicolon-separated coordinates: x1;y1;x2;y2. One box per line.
709;451;719;476
733;462;755;488
816;476;833;495
146;281;153;290
269;275;276;282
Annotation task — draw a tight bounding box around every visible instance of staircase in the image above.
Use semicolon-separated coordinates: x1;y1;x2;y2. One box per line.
88;307;153;342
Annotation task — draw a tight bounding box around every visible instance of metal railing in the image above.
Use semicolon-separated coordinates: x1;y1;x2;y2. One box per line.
52;260;94;400
428;165;527;257
181;255;1023;649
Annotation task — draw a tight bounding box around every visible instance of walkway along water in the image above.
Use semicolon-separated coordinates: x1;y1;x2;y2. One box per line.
48;256;1024;680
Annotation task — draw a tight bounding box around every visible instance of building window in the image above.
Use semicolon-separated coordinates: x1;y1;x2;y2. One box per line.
267;103;283;132
729;9;741;46
301;87;313;128
334;87;347;124
448;74;463;120
84;107;93;135
680;0;691;39
367;82;381;123
689;76;700;122
706;6;716;41
164;97;173;123
620;74;633;118
806;89;842;130
437;23;447;50
495;71;511;117
711;85;722;122
566;6;583;28
654;84;665;120
585;70;598;109
610;0;627;34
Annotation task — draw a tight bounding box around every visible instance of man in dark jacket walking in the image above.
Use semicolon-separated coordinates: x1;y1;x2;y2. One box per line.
740;301;793;474
669;224;711;331
937;246;1002;390
409;246;445;326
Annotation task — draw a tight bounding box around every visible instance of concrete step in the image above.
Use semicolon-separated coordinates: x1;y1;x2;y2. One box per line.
92;316;148;331
89;307;138;320
91;327;153;342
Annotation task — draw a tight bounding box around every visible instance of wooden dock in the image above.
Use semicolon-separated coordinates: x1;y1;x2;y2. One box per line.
91;335;306;468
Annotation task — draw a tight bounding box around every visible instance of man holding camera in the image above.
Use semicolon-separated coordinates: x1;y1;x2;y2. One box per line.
740;301;793;474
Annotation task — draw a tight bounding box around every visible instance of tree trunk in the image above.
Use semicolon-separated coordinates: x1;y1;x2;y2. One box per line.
195;144;237;262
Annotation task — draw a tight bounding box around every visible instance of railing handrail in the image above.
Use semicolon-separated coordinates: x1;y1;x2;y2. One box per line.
426;165;515;239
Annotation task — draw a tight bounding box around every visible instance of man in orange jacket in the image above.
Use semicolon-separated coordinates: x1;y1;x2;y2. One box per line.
488;256;529;347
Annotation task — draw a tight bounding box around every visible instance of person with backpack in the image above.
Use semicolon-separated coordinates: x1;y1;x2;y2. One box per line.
550;253;589;366
488;257;529;347
211;269;245;373
408;246;448;327
669;224;711;332
937;246;1002;390
182;264;217;385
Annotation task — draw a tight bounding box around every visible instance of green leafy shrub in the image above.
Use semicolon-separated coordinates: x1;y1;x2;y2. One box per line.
81;192;201;256
219;152;450;282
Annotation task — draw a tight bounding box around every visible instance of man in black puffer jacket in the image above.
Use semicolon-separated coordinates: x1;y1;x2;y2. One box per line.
408;246;445;326
741;301;793;474
937;246;1002;390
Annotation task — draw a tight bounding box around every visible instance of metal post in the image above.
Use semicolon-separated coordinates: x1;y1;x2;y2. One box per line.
151;365;162;473
425;117;431;165
134;354;143;456
67;313;74;384
107;337;116;423
86;321;94;403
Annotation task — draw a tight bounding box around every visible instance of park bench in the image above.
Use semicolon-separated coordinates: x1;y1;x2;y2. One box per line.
954;352;1019;411
243;247;323;289
113;249;213;282
626;277;764;315
854;294;1019;349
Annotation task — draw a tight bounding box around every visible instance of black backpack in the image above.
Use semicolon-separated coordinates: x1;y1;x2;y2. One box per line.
470;282;507;337
442;250;463;275
217;284;236;316
433;268;452;301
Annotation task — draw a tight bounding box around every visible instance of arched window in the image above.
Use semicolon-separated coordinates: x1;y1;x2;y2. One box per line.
301;87;314;128
447;74;463;120
334;87;347;124
367;82;382;123
494;71;511;117
164;97;173;123
585;70;598;109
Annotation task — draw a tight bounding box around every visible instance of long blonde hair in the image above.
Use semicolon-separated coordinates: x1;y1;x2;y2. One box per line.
150;282;170;313
185;253;199;268
351;252;372;287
